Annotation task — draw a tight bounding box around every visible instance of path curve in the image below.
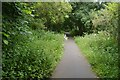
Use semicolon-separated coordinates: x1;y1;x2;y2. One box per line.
52;38;97;78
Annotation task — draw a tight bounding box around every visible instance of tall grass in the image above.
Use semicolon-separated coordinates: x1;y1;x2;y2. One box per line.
2;30;64;79
75;31;118;78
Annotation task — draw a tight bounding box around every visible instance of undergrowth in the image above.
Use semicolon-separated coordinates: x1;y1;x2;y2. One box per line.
2;30;64;79
75;31;118;78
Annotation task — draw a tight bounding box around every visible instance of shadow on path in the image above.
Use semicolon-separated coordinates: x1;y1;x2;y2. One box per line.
52;38;97;78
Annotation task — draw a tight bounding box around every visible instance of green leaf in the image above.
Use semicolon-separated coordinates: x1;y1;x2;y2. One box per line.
3;40;8;45
2;32;9;38
22;10;31;14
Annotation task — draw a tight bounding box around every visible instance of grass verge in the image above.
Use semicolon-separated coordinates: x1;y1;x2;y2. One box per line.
75;31;118;78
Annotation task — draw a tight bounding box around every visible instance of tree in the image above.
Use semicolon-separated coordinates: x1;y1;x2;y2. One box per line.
91;3;119;39
34;2;72;31
62;2;105;36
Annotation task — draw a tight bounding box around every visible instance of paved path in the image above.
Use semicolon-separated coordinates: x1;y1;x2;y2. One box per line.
52;38;97;78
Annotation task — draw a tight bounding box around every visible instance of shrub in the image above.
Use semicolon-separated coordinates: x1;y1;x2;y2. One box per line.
2;30;64;79
75;31;118;78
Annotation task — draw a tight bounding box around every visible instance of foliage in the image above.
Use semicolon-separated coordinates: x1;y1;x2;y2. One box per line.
63;2;105;36
75;31;118;78
2;2;119;79
34;2;72;31
2;29;64;79
2;2;64;79
91;3;119;39
63;2;118;37
74;2;119;78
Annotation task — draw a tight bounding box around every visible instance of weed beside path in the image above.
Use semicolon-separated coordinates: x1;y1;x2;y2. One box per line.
75;31;118;78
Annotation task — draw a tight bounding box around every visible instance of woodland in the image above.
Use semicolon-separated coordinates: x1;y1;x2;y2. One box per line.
2;2;119;79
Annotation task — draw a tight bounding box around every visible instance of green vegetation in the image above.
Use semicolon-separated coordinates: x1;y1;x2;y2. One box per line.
75;31;118;78
74;2;119;78
2;29;64;79
1;2;119;79
2;2;69;79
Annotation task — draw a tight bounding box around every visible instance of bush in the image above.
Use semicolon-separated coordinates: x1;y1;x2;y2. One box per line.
75;31;118;78
2;30;64;79
29;19;46;30
2;2;65;79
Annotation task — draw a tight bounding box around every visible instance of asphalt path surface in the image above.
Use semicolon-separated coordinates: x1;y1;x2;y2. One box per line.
52;38;97;78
